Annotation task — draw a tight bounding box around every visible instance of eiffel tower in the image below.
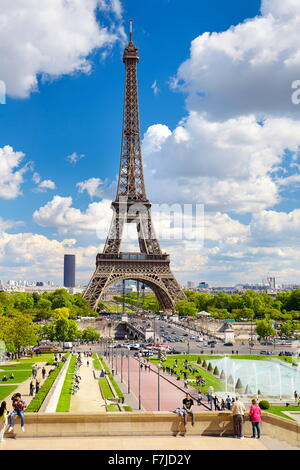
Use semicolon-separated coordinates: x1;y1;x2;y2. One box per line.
84;21;185;312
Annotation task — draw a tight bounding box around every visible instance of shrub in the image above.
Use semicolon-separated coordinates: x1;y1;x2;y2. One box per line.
213;366;219;376
259;400;270;410
207;362;213;372
235;378;243;391
220;370;225;380
197;357;202;364
26;364;63;412
257;389;262;395
202;360;207;368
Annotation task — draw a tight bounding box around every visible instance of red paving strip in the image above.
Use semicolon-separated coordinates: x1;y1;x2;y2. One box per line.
110;355;210;412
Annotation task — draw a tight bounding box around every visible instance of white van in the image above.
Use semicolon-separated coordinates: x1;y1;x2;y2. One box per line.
63;342;73;349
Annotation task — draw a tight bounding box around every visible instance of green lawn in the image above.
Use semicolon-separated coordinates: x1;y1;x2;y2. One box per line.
266;405;300;421
56;356;77;412
0;385;18;401
151;356;225;393
0;370;32;383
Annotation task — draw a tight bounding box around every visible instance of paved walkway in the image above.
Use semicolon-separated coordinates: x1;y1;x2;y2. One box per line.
108;355;208;412
0;435;296;450
69;358;105;413
0;361;54;409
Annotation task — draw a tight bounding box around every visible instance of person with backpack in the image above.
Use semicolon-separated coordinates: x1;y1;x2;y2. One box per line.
0;401;8;442
8;393;27;433
249;399;262;439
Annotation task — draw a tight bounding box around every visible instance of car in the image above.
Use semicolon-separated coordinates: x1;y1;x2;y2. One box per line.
224;342;234;346
260;350;272;355
261;341;274;346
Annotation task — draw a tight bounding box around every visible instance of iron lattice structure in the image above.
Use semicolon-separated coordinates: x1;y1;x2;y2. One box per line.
84;24;185;311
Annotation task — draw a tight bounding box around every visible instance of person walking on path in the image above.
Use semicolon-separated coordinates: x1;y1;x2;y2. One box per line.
35;380;40;394
42;367;46;380
29;381;35;396
249;399;262;439
8;394;27;433
232;397;246;439
182;393;195;426
0;401;8;442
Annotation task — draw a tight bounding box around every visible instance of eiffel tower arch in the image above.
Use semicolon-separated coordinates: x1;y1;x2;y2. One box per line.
84;21;185;312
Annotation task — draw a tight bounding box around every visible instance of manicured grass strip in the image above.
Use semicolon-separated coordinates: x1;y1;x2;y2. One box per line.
93;359;101;370
123;406;132;412
99;378;114;399
56;356;77;412
0;385;18;401
92;353;98;359
98;355;124;401
266;406;300;421
0;370;32;383
106;404;120;412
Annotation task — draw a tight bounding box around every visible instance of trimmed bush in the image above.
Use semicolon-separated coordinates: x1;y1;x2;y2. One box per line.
228;375;234;385
56;355;77;412
197;357;202;364
202;360;207;368
213;366;219;376
220;370;225;380
207;362;213;372
257;389;262;395
26;364;63;412
259;400;270;410
235;378;243;391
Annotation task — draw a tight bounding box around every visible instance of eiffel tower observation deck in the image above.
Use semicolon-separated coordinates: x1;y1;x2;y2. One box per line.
84;21;185;311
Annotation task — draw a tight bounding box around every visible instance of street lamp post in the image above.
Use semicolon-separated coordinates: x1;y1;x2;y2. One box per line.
157;364;161;411
138;356;141;410
127;353;130;394
121;352;123;383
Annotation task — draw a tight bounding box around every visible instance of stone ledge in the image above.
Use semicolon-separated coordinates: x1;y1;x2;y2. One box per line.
4;411;299;446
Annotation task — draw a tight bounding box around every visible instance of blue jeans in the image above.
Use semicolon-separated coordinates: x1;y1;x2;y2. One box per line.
252;421;260;438
10;411;25;427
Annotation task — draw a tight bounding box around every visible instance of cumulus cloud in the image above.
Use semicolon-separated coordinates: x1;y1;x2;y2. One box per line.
32;172;56;192
77;177;105;198
0;145;29;199
33;195;112;237
173;0;300;119
0;230;98;284
250;209;300;245
143;113;300;213
0;0;124;98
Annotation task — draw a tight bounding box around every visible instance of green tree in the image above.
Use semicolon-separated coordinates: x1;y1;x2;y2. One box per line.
256;318;276;339
0;312;37;355
81;326;101;342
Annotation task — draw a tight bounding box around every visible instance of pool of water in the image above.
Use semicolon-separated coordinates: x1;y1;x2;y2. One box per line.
210;358;300;397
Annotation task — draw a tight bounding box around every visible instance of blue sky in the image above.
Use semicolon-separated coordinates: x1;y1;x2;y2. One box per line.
1;0;300;287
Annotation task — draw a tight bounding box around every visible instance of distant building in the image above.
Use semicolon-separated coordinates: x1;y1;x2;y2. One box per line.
64;254;76;288
198;282;209;288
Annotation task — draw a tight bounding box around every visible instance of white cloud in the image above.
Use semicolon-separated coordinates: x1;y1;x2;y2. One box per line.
173;0;300;119
33;195;112;237
66;152;85;164
77;177;105;198
151;80;160;96
0;0;124;98
143;113;300;213
0;230;98;284
32;172;56;192
0;145;29;199
250;209;300;245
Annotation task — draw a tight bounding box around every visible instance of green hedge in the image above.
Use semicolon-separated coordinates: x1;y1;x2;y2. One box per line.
56;356;77;412
26;353;69;412
93;359;101;370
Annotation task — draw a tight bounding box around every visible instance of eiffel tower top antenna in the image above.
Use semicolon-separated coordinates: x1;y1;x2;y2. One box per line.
129;18;133;42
